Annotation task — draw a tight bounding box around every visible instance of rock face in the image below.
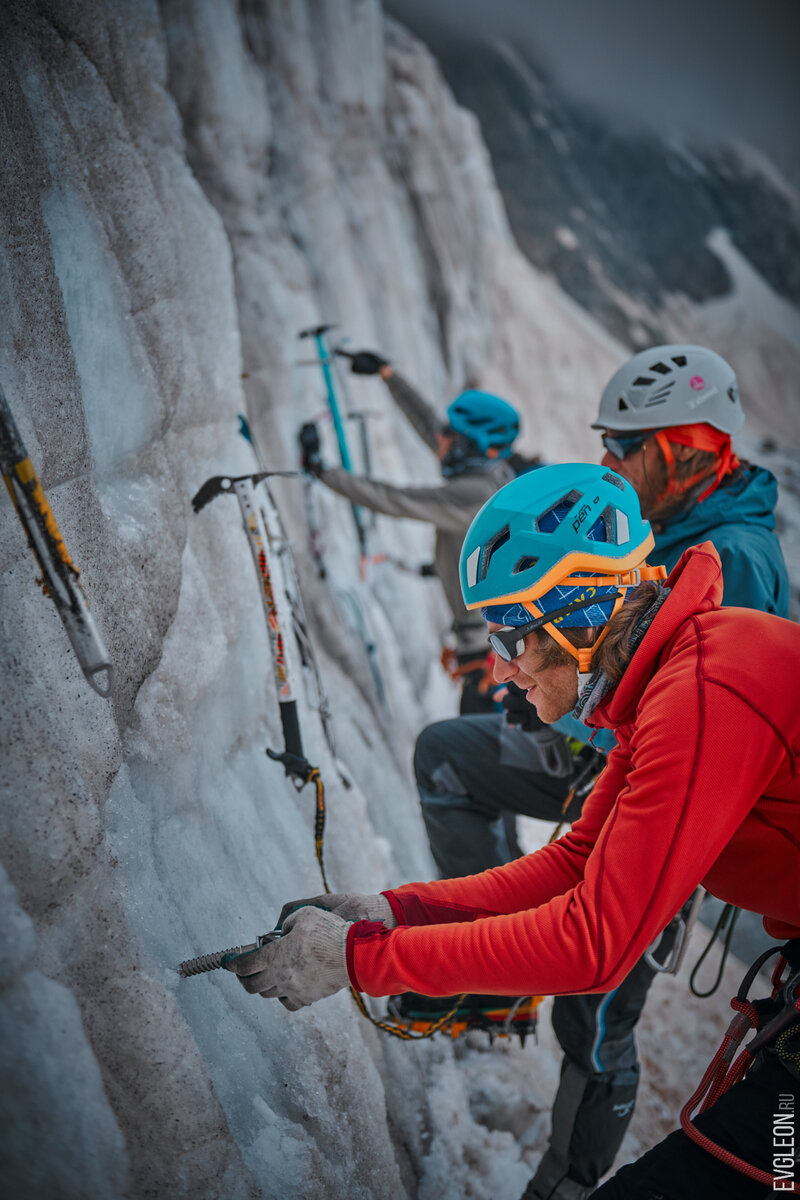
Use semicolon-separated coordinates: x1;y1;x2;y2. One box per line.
393;32;800;443
0;4;623;1199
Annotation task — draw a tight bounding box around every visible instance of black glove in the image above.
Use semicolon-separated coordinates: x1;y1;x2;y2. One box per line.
501;681;545;733
299;422;324;476
343;349;390;376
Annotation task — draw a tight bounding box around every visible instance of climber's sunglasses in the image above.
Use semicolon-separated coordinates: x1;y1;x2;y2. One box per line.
601;431;651;459
488;597;603;662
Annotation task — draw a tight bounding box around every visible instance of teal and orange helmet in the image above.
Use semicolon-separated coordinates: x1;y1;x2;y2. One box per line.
459;463;666;672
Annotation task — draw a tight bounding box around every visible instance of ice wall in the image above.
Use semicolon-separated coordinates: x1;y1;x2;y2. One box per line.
0;3;693;1199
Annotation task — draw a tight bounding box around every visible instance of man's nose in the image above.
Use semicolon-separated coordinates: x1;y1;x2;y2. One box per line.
493;653;516;684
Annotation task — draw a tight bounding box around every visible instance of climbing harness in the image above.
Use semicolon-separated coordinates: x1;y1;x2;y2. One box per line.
680;943;800;1192
0;381;113;696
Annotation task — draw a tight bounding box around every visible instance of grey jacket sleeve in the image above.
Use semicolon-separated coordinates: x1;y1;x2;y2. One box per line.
383;372;441;452
319;467;496;534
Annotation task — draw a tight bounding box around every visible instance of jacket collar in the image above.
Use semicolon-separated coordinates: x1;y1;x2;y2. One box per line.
593;542;725;728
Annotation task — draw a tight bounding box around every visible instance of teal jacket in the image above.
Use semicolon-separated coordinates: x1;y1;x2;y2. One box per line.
652;464;789;616
556;464;790;749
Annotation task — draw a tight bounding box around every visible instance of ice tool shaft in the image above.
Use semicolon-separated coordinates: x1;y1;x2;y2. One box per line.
0;382;113;696
177;932;280;977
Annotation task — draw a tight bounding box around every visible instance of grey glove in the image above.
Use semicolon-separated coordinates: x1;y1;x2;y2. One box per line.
224;906;351;1011
278;892;397;929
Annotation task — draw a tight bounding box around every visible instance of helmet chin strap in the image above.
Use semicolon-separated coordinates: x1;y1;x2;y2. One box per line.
545;601;622;675
523;593;626;674
653;429;739;506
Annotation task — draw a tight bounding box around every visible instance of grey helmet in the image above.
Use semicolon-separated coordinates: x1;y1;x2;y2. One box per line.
592;345;744;436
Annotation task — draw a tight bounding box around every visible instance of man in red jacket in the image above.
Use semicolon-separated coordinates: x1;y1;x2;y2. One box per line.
226;463;800;1198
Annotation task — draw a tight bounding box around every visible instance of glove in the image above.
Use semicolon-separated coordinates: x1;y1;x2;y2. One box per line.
347;350;390;376
299;421;324;476
501;681;545;733
223;906;351;1011
278;892;397;929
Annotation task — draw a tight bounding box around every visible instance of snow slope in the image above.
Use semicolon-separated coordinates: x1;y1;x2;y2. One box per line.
0;4;797;1199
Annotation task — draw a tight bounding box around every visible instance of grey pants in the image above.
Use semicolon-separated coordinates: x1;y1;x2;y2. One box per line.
414;714;660;1195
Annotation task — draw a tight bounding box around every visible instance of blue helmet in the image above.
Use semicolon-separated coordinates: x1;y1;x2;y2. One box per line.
445;390;519;458
459;463;665;671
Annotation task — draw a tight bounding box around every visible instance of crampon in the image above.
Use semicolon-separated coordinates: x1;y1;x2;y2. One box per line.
385;992;543;1045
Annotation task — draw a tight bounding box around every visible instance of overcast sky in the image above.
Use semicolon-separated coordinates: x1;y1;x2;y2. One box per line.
388;0;800;183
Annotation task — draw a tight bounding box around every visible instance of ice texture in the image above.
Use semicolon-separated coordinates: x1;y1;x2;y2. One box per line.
0;3;798;1199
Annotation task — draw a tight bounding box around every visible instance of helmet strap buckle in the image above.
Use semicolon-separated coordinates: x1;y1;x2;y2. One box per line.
577;647;594;674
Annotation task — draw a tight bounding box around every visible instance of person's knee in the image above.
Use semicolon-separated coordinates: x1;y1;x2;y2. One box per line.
414;720;461;789
552;995;640;1076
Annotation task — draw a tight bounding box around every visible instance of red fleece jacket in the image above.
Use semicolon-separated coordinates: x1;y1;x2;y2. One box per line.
346;544;800;999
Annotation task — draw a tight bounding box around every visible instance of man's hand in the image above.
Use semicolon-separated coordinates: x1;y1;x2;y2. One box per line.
299;422;324;476
223;906;351;1011
340;349;390;376
501;681;545;733
278;892;397;928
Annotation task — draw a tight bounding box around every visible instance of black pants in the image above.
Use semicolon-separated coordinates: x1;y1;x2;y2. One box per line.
414;714;658;1191
414;713;573;875
595;940;800;1199
593;1040;799;1199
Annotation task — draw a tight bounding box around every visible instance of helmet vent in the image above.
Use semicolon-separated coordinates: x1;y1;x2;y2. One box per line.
617;397;629;411
594;505;626;543
512;555;539;575
602;471;625;492
649;361;671;374
644;383;676;405
588;515;609;542
479;524;510;582
535;489;583;532
633;376;654;386
671;354;687;367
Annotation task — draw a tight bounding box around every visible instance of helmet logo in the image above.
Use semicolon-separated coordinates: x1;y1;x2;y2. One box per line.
572;495;600;533
690;375;705;391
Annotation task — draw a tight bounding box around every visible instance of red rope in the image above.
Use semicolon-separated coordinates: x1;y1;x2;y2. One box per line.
680;997;800;1192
